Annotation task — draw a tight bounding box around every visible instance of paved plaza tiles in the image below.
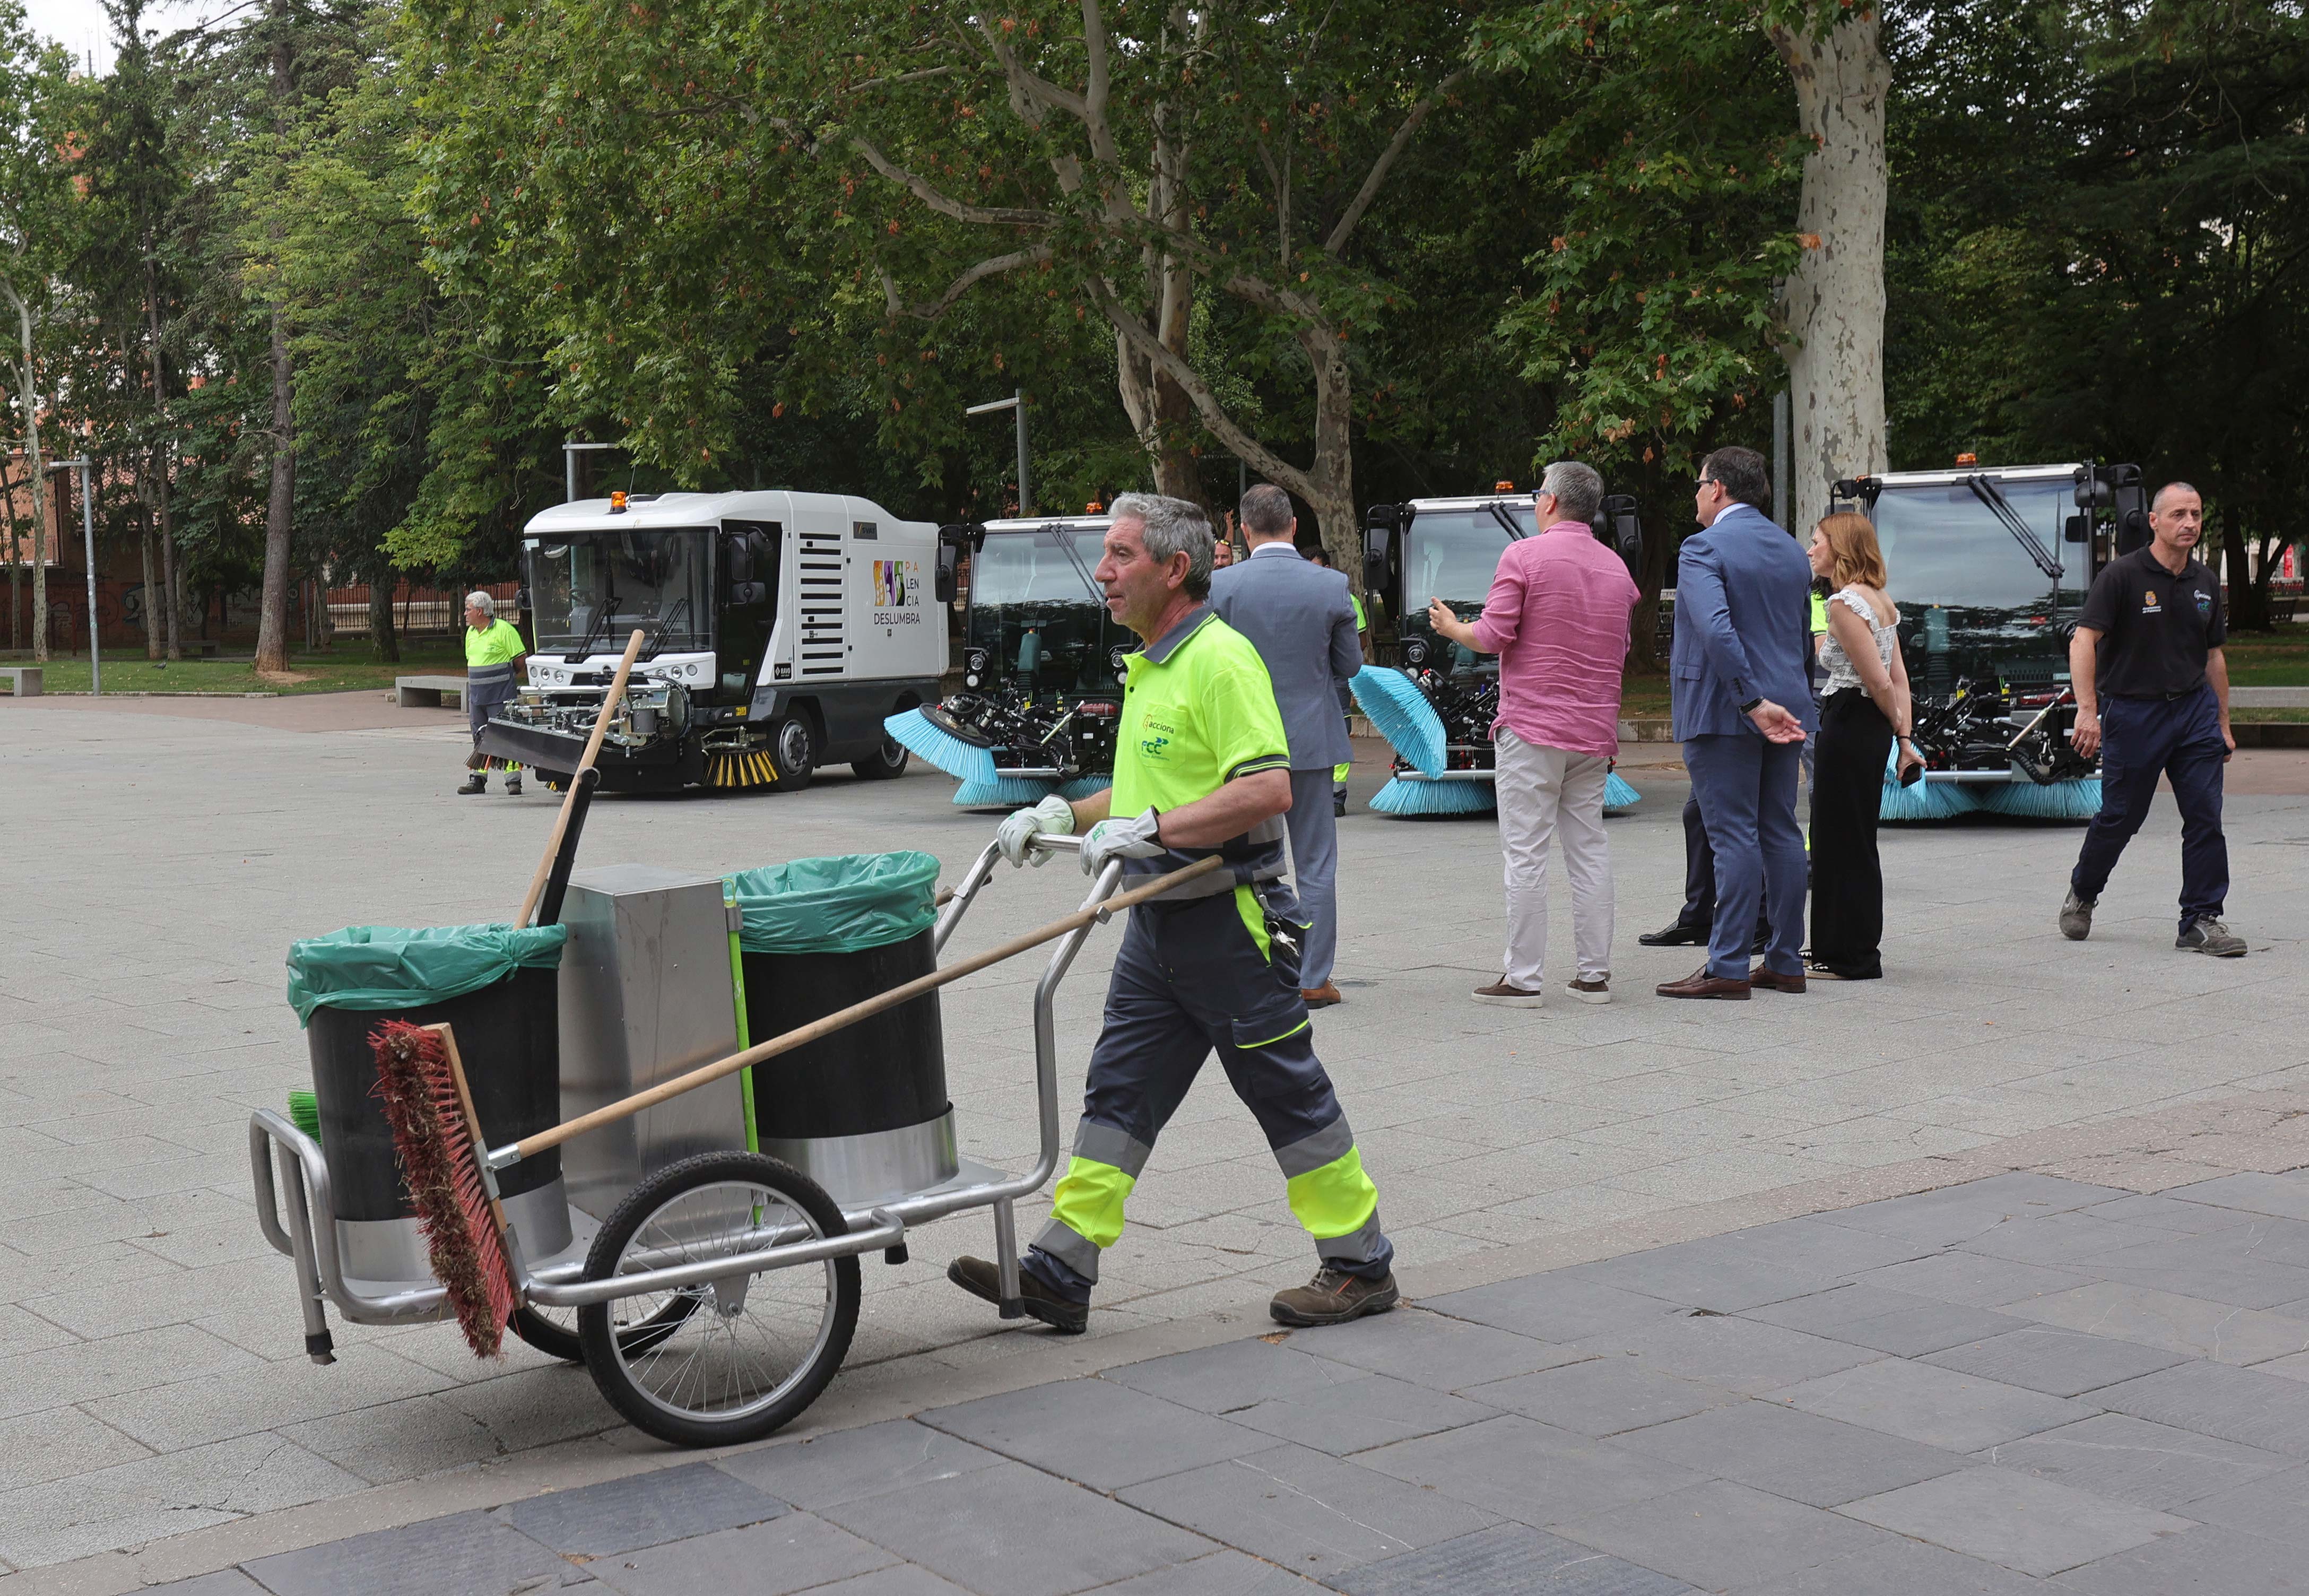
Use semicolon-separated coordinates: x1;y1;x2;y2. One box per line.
4;694;2309;1590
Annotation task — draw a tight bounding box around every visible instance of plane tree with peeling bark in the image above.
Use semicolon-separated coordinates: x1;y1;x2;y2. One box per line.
411;0;1488;575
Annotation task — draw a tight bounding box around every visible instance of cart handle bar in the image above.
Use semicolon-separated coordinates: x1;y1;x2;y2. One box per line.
488;849;1225;1169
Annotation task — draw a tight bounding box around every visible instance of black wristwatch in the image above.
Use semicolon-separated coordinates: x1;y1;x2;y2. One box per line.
1738;696;1764;715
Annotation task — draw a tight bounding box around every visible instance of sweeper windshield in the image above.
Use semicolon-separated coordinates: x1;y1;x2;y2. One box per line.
528;528;715;657
1871;477;2086;680
1401;506;1538;644
964;526;1120;695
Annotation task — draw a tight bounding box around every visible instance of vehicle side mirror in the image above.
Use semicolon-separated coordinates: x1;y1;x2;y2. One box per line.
1362;550;1386;594
2064;514;2089;544
727;539;753;584
936;543;960;605
514;587;531;612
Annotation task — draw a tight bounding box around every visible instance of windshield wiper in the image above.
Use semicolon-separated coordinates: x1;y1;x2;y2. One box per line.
1049;525;1104;603
1486;502;1530;541
565;589;618;664
1965;476;2063;583
641;596;692;661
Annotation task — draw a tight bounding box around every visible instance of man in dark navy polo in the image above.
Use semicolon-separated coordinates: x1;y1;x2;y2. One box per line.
2060;482;2244;957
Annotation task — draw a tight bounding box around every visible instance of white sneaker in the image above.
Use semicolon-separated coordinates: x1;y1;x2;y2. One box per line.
1565;976;1611;1005
1472;979;1545;1009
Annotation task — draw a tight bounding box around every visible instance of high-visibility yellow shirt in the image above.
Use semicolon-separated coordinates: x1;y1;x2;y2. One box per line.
464;618;525;669
1112;608;1291;818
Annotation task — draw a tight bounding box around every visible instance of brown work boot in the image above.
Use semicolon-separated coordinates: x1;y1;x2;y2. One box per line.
1270;1267;1400;1328
947;1255;1088;1334
1748;966;1807;994
1656;966;1751;1000
1301;982;1343;1008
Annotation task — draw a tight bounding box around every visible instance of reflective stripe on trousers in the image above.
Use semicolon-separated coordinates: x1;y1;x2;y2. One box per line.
1031;881;1388;1293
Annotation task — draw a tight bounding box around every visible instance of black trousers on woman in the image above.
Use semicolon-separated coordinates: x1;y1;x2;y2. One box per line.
1809;688;1896;978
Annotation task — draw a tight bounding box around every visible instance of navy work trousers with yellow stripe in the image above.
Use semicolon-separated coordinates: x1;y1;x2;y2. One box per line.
1023;878;1392;1303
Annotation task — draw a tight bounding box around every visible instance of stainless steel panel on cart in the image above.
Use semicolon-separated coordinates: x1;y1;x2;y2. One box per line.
557;863;745;1222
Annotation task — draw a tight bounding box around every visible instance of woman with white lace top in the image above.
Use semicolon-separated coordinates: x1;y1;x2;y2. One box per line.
1805;514;1923;979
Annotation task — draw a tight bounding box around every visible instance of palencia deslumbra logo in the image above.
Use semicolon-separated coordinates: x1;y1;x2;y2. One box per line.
873;560;923;624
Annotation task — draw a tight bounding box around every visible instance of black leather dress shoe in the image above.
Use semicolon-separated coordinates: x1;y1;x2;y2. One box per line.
1637;920;1708;947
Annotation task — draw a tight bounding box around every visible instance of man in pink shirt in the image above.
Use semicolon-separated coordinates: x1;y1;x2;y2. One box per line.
1428;462;1640;1007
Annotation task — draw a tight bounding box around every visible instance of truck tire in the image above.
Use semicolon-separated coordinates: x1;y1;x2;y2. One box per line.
769;714;817;792
850;736;909;781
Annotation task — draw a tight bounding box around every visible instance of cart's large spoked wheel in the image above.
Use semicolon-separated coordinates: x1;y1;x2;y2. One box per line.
576;1151;859;1447
508;1294;695;1364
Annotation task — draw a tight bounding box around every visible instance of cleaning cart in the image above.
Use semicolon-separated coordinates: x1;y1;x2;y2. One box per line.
250;834;1190;1447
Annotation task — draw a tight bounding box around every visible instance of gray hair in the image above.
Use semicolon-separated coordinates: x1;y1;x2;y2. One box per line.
1539;461;1604;524
2151;481;2202;513
1108;492;1214;600
1239;483;1295;537
464;590;495;617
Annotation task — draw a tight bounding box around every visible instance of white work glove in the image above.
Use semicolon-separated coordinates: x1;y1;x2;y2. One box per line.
1080;806;1165;874
996;792;1076;867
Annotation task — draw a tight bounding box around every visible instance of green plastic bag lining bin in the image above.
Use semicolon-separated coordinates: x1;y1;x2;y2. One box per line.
727;852;940;956
285;922;570;1026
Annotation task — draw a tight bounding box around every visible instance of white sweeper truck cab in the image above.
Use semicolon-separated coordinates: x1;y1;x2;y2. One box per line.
479;489;949;793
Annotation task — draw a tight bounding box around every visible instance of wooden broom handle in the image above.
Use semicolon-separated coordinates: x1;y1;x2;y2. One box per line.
505;853;1225;1163
516;629;647;927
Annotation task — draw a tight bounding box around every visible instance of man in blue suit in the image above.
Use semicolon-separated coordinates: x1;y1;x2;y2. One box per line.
1210;484;1363;1007
1659;447;1815;1000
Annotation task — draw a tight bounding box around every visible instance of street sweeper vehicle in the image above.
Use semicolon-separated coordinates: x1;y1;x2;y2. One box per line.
254;635;1221;1446
1350;486;1646;817
1830;460;2142;821
478;490;947;793
884;513;1130;807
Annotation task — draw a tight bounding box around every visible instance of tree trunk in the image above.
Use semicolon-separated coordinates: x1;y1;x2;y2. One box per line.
140;508;159;658
369;573;399;662
254;305;297;673
143;261;181;660
1302;328;1358;579
2;452;19;652
1770;10;1890;537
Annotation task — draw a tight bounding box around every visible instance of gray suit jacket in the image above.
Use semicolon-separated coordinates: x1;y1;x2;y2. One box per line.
1209;544;1360;770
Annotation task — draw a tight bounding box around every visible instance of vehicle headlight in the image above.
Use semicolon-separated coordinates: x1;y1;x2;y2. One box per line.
966;649;988;674
1403;637;1430;666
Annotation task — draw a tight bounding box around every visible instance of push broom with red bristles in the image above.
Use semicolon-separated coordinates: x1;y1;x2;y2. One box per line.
372;854;1226;1356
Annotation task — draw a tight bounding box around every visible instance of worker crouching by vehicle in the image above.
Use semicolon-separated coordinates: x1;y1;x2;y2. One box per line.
950;492;1399;1334
458;591;526;796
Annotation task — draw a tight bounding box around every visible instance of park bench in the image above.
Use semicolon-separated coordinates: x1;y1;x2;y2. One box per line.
0;666;42;697
395;674;468;708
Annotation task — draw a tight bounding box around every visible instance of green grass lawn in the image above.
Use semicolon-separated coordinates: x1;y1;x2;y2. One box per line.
2215;629;2309;687
19;643;466;696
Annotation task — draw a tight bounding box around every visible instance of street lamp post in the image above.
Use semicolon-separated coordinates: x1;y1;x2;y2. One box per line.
49;457;96;695
964;391;1031;517
563;439;618;504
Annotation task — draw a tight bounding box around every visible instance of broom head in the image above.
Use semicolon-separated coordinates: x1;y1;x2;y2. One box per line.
370;1019;515;1357
1058;773;1115;802
1350;667;1449;777
1370;774;1496;817
1878;750;1977;822
1603;770;1642;813
886;706;1002;786
952;774;1063;809
1976;776;2102;821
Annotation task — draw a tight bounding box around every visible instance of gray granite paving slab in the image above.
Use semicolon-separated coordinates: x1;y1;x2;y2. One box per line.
1290;1307;1586;1391
2168;1172;2309;1223
2093;1360;2309;1456
2053;1526;2309;1594
713;1420;1004;1511
146;1574;267;1595
1220;1367;1497;1455
1087;1548;1324;1591
1775;1355;2095;1451
586;1512;894;1595
1101;1338;1375;1416
1924;1325;2191;1398
818;1461;1213;1596
1851;1251;2098;1309
1559;1243;1837;1315
1982;1412;2294;1510
1357;1415;1711;1526
2083;1193;2267;1236
1601;1310;1882;1395
1460;1355;1738;1437
2179;1466;2309;1547
2003;1281;2309;1366
1838;1466;2192;1577
1555;1477;1891;1590
1722;1534;2051;1594
2085;1234;2309;1310
237;1509;574;1596
919;1375;1268;1490
1116;1443;1495;1581
497;1460;786;1556
1330;1523;1698;1595
1816;1174;2129;1247
795;1568;975;1596
1612;1398;1969;1508
1697;1216;1934;1279
1742;1285;2026;1357
1422;1276;1687;1345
